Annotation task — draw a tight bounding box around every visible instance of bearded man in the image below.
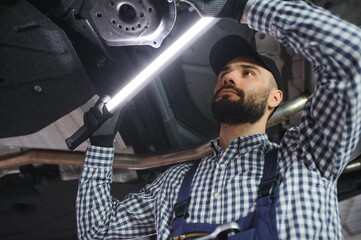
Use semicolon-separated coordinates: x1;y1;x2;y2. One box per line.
76;0;361;239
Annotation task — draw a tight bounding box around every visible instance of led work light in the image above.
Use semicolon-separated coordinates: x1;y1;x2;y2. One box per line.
66;17;218;150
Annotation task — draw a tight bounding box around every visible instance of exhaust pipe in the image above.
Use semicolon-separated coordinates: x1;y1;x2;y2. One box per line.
0;95;308;170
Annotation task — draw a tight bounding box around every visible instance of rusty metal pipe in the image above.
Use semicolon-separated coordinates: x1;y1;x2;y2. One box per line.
267;94;308;128
0;95;309;170
0;143;213;171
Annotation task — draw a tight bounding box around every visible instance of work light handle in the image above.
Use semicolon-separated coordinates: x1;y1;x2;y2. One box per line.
66;96;113;151
65;109;114;150
65;126;91;151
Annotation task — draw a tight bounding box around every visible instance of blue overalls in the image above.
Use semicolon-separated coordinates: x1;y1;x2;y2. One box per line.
168;149;279;240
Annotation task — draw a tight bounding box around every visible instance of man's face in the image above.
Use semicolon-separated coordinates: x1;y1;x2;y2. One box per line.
211;57;274;124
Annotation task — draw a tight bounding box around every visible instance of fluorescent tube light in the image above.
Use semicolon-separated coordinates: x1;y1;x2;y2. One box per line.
66;17;218;150
106;17;218;112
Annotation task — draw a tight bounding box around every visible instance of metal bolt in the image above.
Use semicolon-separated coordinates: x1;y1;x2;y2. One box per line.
259;33;266;40
33;85;42;93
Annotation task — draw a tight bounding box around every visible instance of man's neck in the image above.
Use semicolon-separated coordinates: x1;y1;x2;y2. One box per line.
218;121;266;150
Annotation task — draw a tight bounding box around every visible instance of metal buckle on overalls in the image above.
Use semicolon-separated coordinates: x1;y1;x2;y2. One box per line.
258;178;278;198
171;232;208;240
173;198;191;219
196;222;241;240
171;222;241;240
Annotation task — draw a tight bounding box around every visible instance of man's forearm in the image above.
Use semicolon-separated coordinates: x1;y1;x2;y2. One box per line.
246;0;361;176
76;146;114;239
76;146;158;239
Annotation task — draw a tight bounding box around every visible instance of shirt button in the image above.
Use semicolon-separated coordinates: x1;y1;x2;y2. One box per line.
240;149;247;154
214;192;221;199
220;164;226;169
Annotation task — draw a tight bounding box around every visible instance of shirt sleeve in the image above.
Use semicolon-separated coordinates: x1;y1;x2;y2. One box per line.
246;0;361;179
76;146;158;239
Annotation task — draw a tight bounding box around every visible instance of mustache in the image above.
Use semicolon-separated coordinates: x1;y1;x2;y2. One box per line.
214;85;244;99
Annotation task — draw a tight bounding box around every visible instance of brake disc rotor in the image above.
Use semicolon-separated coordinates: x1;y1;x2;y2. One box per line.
86;0;176;48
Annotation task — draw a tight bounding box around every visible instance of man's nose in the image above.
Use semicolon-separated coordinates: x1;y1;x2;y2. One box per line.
223;77;235;86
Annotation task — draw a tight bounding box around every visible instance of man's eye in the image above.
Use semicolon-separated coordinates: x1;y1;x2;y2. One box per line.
243;71;254;76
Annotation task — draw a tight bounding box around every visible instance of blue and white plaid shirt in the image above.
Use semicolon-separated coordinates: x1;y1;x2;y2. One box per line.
77;0;361;239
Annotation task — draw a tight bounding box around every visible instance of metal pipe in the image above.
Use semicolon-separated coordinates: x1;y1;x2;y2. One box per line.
343;156;361;174
0;142;213;171
267;94;308;128
0;95;309;170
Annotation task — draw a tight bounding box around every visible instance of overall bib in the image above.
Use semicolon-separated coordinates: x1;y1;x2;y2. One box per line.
169;149;279;240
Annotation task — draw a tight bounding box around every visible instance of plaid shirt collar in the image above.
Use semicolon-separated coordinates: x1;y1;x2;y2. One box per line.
209;134;270;157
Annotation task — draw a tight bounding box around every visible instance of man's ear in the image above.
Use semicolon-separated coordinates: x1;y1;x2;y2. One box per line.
268;89;283;108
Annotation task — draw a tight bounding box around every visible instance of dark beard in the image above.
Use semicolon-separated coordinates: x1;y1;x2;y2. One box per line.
211;85;269;124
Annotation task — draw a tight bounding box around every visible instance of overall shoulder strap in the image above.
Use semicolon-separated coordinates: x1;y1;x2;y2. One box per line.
173;163;199;219
258;148;279;198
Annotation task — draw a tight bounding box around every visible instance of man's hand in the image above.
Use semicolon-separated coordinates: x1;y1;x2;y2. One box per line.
181;0;248;22
84;96;123;147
